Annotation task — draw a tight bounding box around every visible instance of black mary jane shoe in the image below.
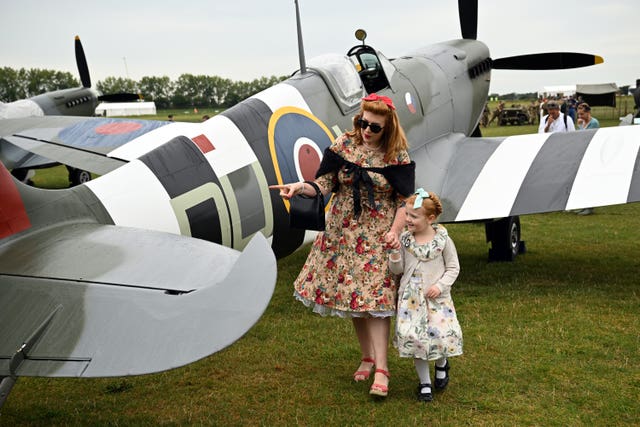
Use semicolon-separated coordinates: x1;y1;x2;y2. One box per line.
417;383;433;402
434;360;450;390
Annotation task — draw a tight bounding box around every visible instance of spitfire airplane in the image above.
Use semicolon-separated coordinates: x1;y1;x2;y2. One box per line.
2;0;640;408
0;36;140;185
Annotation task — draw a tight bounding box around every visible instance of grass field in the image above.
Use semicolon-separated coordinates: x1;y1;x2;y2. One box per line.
139;108;223;123
2;111;639;426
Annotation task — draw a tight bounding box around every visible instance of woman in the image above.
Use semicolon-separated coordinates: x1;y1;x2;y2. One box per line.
271;93;415;397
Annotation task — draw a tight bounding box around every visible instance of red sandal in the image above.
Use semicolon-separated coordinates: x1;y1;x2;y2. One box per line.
369;369;390;397
353;357;375;382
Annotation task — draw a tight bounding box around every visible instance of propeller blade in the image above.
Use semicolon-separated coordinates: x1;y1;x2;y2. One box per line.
98;93;143;102
74;35;91;88
492;52;604;70
458;0;477;40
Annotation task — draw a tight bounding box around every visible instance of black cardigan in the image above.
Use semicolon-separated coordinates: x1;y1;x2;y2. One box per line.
315;147;416;218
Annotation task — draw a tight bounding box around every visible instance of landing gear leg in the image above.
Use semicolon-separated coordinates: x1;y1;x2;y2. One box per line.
0;376;17;410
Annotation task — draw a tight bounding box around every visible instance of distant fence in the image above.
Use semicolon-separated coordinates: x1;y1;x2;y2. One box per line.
596;95;635;120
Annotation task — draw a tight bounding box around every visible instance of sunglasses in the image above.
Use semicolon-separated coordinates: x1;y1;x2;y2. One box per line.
357;118;384;134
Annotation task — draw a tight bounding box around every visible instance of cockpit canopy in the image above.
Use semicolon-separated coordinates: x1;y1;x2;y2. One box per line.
347;44;390;94
302;34;394;113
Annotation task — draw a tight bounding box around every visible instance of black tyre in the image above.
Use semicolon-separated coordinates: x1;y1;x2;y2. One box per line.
69;168;92;186
518;114;528;125
485;216;525;262
10;168;29;181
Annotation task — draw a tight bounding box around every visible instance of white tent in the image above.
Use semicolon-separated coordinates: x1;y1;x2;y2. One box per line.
95;101;156;117
539;83;619;106
539;85;576;98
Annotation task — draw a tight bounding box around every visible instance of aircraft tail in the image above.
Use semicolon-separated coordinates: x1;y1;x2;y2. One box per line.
1;139;279;400
0;162;32;239
1;159;277;379
0;162;113;241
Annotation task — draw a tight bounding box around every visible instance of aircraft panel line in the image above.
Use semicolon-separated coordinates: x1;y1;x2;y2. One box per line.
0;273;194;294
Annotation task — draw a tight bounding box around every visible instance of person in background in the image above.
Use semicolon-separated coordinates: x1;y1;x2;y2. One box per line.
538;101;575;133
566;96;577;123
389;189;463;402
575;103;599;215
487;101;504;126
576;103;599;130
167;114;174;122
270;93;415;399
480;103;490;127
528;99;540;125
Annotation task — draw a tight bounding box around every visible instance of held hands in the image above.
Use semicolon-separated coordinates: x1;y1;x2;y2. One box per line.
425;284;441;299
384;231;400;250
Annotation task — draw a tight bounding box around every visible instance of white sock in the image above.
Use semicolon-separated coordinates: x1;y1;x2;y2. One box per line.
414;359;431;385
435;357;447;379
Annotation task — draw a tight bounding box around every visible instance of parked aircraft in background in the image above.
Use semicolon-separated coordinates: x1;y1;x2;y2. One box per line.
0;36;140;185
2;0;639;408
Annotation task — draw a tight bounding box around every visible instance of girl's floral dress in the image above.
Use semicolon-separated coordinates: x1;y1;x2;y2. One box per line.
390;226;463;360
293;138;411;317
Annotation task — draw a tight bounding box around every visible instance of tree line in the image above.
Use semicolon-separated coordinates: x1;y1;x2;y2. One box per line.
0;67;78;102
0;67;288;109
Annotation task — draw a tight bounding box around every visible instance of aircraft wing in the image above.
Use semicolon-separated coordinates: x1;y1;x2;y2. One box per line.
413;126;640;222
0;116;171;172
0;224;276;377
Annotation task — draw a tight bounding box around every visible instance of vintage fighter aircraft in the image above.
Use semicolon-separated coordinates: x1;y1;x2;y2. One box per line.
0;36;140;185
2;0;640;408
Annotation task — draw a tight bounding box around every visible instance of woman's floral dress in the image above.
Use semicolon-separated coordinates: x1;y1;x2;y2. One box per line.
293;138;411;317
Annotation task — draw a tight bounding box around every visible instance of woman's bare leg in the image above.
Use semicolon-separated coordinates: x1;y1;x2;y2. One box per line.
368;317;390;389
352;317;375;379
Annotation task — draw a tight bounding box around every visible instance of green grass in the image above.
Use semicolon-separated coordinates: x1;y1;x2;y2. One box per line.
480;119;623;138
4;111;639;426
2;205;639;426
114;108;222;123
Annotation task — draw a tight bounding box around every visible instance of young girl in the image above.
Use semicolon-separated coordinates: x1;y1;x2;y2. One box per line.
388;188;463;402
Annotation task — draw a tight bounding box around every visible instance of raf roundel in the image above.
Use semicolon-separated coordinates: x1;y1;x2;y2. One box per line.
268;106;334;187
405;92;417;114
95;121;144;135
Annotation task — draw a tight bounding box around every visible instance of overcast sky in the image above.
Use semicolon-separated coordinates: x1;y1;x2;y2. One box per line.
3;0;639;95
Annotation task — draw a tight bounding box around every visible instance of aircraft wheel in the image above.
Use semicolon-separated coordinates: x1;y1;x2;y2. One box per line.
69;168;92;186
485;216;525;262
10;168;29;181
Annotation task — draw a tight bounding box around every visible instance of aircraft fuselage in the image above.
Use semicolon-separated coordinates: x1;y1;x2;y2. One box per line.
41;40;493;258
